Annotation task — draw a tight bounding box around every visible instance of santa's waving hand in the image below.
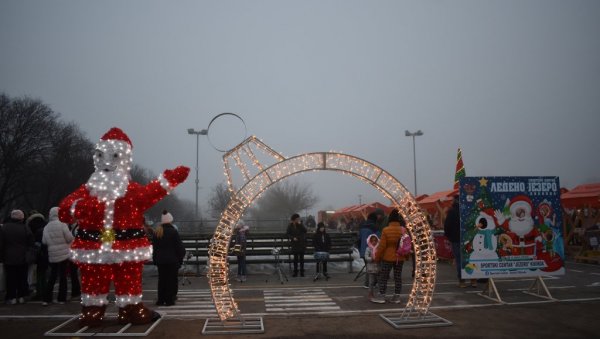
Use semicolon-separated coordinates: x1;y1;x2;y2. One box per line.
58;127;189;327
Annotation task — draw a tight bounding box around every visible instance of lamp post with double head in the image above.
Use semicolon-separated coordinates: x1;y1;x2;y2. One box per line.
405;130;424;196
187;128;208;220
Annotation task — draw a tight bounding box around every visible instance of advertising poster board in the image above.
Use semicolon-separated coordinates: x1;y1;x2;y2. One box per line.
459;176;565;279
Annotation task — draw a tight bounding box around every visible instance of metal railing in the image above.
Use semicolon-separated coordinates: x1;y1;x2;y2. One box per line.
173;218;316;235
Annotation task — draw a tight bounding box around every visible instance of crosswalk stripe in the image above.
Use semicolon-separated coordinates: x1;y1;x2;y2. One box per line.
148;290;217;318
266;306;341;312
264;302;339;307
264;288;340;313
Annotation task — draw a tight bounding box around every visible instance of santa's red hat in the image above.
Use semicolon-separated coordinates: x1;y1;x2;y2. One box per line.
509;195;533;216
100;127;133;148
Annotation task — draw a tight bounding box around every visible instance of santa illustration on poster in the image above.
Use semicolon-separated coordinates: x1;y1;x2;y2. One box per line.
459;176;564;279
58;127;189;327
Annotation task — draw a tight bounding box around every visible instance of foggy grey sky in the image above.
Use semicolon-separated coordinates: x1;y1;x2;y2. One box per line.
1;1;599;217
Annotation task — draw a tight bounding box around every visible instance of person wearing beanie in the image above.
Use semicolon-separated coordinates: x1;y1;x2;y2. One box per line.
160;211;178;231
232;220;250;282
10;209;25;221
0;209;34;304
152;210;185;306
161;212;173;224
26;211;48;301
286;213;307;277
42;207;74;305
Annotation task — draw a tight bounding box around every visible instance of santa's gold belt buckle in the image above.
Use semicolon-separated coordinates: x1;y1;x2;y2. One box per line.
100;229;116;244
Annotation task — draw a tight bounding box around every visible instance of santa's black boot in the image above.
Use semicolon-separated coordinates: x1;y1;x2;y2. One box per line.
118;302;160;325
79;305;107;327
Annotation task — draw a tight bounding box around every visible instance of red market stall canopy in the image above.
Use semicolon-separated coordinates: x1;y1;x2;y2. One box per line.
417;189;458;215
332;201;394;220
561;183;600;209
415;194;429;202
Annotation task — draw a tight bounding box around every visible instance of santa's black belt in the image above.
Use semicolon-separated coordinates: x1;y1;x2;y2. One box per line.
76;229;146;242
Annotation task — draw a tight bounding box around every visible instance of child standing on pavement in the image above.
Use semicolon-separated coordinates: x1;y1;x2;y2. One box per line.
364;234;380;302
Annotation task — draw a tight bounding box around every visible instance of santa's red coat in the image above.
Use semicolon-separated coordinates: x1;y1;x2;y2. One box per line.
59;178;174;264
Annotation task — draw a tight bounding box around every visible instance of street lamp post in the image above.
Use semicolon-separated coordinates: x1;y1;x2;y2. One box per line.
405;130;424;196
187;128;208;220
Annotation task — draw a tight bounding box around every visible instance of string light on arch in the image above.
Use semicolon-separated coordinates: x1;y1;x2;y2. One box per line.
208;136;437;321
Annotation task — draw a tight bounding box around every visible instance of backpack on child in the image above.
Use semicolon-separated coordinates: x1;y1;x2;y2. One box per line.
396;229;412;259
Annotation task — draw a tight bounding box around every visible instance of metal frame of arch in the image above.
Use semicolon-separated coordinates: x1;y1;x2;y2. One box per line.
207;136;437;322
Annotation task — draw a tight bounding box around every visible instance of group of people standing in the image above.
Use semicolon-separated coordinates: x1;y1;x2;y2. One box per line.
0;208;80;305
286;213;332;278
0;208;186;308
358;201;477;304
228;213;332;283
360;209;410;304
229;213;320;281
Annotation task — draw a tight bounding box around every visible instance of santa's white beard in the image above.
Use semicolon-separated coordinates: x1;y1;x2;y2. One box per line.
86;168;130;201
509;217;533;237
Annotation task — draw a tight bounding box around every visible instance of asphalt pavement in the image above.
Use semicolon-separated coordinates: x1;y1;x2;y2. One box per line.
1;259;600;338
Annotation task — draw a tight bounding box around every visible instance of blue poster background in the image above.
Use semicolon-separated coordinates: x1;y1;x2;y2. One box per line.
459;176;564;279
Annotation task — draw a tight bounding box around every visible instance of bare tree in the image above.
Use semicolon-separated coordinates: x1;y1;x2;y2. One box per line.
146;194;195;224
21;122;94;213
129;163;195;223
130;164;154;185
0;94;61;214
249;180;318;220
207;182;232;219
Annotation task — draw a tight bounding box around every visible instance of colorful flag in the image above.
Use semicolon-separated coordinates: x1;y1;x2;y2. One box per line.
454;148;465;190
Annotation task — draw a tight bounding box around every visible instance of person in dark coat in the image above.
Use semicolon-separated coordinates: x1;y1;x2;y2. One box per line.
313;222;332;278
26;211;47;301
67;222;81;299
444;195;475;287
232;220;250;282
358;213;379;288
0;209;34;304
444;195;461;281
286;213;307;277
358;213;379;258
152;211;185;306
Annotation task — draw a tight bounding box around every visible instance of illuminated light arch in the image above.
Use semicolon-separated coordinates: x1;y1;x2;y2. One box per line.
208;136;437;321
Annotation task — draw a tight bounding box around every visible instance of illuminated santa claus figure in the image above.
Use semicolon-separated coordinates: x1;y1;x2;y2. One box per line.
495;195;542;257
59;127;189;327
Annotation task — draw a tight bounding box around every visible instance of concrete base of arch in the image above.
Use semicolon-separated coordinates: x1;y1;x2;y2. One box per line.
202;317;264;335
44;312;165;337
379;311;453;329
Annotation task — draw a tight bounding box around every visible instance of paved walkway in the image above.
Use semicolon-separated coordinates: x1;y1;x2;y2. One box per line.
2;259;600;337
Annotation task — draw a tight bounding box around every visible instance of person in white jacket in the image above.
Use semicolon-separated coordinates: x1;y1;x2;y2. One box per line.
42;207;74;305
